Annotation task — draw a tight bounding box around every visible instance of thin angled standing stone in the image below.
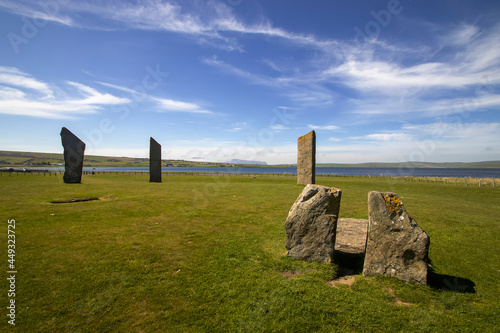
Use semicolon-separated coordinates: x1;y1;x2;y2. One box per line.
297;130;316;185
149;137;162;182
60;127;86;183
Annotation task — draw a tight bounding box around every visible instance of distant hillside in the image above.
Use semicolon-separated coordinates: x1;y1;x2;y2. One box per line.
316;161;500;169
0;151;265;168
1;151;499;168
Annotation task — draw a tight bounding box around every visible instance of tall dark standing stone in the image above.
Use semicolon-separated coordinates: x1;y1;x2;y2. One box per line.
60;127;86;183
284;184;342;263
149;137;162;183
297;130;316;185
363;191;430;284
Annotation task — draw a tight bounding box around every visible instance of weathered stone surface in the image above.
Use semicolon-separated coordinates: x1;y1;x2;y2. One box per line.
335;218;369;255
60;127;85;183
149;137;162;182
297;130;316;185
363;191;430;284
285;184;342;262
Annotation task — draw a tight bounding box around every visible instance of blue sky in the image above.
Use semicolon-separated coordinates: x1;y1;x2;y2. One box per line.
0;0;499;164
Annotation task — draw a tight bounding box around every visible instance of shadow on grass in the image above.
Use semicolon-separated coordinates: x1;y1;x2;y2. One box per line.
334;252;476;293
428;269;476;293
333;251;365;278
427;258;476;293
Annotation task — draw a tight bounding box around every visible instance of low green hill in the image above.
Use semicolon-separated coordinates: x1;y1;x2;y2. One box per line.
1;150;499;168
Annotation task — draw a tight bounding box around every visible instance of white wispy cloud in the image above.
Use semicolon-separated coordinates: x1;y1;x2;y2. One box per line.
3;0;500;163
200;20;500;118
154;98;212;114
10;1;499;118
324;23;500;93
308;124;340;130
226;121;248;132
97;81;213;114
444;23;480;46
66;81;129;105
402;122;500;141
0;66;53;98
0;0;74;26
360;133;413;141
0;67;130;119
0;0;339;52
202;56;335;106
316;122;500;163
71;121;500;164
270;124;290;132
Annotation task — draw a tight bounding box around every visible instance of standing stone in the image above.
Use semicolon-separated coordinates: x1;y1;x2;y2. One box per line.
297;130;316;185
60;127;85;184
363;191;430;284
149;137;162;182
285;184;342;262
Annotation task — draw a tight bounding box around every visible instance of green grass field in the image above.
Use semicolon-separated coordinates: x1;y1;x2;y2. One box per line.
1;174;499;332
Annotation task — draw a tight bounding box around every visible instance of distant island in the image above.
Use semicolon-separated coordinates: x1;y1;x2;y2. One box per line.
0;150;499;169
228;159;267;165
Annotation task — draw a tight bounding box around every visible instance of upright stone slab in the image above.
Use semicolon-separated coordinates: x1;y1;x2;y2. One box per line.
149;137;162;183
297;130;316;185
363;191;430;284
60;127;85;184
285;184;342;262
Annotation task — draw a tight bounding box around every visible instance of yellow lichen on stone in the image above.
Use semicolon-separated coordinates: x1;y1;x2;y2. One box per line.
383;193;402;213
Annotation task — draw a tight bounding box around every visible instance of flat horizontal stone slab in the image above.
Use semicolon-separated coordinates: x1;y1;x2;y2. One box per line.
335;218;369;255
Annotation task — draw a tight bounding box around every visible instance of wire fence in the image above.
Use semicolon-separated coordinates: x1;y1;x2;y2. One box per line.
0;170;498;188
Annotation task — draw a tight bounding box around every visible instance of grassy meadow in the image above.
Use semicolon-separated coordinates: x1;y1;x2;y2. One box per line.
0;173;499;332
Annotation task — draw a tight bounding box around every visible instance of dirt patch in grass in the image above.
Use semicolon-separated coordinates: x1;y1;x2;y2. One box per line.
51;196;116;204
276;270;302;279
386;288;412;306
327;276;356;288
